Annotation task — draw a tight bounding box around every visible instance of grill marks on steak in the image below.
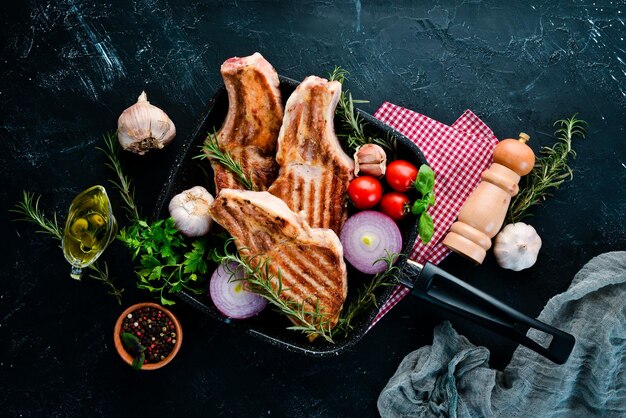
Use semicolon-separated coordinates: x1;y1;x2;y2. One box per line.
268;76;354;234
213;146;279;192
210;189;348;328
211;53;283;192
271;165;347;234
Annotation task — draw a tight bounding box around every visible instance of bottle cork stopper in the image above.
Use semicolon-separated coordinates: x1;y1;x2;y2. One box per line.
518;132;530;143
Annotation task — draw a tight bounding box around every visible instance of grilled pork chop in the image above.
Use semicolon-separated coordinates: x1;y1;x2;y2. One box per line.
268;76;354;235
211;53;283;192
209;189;348;328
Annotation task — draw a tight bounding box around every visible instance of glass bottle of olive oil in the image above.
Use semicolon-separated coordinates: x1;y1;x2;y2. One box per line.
62;185;117;280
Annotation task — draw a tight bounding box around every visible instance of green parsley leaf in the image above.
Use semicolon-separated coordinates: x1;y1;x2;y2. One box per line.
169;282;183;293
140;254;160;270
119;217;227;305
160;295;176;305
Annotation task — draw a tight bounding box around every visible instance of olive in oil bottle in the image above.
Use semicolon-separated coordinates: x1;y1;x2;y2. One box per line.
62;185;117;279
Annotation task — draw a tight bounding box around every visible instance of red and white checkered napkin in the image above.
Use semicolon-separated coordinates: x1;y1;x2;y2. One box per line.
368;102;499;328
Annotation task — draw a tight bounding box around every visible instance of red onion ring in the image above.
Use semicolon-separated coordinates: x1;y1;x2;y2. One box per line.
340;211;402;274
209;261;267;319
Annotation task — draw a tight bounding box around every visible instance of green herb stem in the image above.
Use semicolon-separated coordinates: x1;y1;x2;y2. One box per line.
328;66;395;152
507;115;586;223
214;241;335;343
87;261;124;305
11;191;63;240
11;191;123;304
97;133;141;222
332;251;401;338
194;130;256;191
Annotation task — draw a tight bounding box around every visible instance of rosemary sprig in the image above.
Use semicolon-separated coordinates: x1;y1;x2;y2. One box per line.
507;115;587;223
214;241;334;343
10;191;124;304
328;66;395;152
194;131;256;191
11;191;63;240
87;261;123;305
97;133;140;222
332;252;401;338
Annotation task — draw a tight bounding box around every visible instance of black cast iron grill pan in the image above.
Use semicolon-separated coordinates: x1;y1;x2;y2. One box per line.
154;75;575;363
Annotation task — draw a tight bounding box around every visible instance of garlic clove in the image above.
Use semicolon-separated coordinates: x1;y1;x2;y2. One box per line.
168;186;214;237
354;144;387;178
493;222;542;271
117;91;176;155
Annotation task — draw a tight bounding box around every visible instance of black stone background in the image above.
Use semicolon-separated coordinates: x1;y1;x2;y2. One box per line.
1;0;625;416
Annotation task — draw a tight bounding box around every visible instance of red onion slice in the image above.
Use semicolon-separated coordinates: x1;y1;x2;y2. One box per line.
209;261;267;319
340;211;403;274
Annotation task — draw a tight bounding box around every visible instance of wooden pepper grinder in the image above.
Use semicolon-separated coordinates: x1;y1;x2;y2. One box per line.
442;133;535;264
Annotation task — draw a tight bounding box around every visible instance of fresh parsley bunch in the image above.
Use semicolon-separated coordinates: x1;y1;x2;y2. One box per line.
118;217;209;305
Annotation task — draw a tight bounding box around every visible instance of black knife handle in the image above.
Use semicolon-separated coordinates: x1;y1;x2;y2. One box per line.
405;261;575;364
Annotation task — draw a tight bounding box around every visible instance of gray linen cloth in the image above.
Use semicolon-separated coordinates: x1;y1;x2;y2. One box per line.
378;251;626;417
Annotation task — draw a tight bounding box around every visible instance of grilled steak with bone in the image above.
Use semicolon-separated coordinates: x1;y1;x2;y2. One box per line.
268;76;355;235
209;189;348;328
211;52;283;192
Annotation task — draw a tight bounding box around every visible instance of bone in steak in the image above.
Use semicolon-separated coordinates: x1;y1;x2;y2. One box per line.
211;52;283;192
209;189;348;328
268;76;354;235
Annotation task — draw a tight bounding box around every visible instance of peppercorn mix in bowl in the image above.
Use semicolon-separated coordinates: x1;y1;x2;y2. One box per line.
113;302;182;370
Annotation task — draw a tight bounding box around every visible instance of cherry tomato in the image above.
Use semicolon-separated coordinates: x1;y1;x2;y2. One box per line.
379;192;410;221
348;176;383;209
386;160;418;192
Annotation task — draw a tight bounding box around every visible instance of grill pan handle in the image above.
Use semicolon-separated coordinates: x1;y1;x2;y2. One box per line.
400;260;575;364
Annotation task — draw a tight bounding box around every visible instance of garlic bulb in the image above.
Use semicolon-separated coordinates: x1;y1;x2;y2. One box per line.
168;186;214;237
354;144;387;178
493;223;542;271
117;91;176;155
